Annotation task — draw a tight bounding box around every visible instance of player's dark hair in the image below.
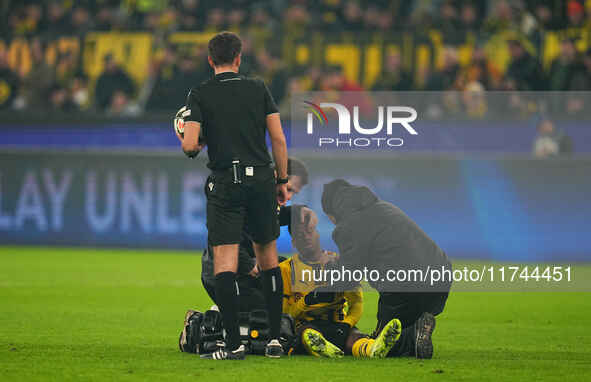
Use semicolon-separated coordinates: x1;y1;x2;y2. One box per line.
208;31;242;66
287;157;309;186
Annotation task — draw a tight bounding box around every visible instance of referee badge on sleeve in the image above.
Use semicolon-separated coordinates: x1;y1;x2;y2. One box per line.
208;182;214;192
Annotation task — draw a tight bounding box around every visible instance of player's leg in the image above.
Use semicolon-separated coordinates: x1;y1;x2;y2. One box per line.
368;318;402;358
252;239;284;357
299;321;344;358
201;174;246;360
248;166;284;357
375;293;436;359
347;328;373;357
212;244;241;349
347;319;401;358
408;292;446;359
377;292;423;329
200;242;218;305
414;312;436;359
301;328;344;358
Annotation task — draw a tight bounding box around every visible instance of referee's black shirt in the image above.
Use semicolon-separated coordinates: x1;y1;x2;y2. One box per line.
184;71;278;170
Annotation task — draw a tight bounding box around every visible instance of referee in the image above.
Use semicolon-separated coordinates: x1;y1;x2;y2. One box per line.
174;32;290;360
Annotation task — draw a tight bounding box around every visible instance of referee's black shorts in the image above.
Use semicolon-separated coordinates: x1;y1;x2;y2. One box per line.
205;165;279;246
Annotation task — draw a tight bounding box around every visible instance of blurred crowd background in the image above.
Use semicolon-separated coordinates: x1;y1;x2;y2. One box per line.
1;1;590;251
0;0;590;121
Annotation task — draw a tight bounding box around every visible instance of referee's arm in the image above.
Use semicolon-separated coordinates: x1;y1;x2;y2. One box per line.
180;121;204;155
267;113;289;205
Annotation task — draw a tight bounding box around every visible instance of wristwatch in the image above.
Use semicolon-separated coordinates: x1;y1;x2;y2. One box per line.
276;177;289;184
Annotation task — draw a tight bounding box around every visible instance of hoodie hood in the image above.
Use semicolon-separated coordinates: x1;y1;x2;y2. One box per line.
322;180;379;223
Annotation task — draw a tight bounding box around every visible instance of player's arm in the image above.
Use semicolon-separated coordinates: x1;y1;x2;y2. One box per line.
267;114;287;179
177;89;205;158
267;113;289;205
342;287;364;328
263;80;289;205
279;205;318;232
182;121;204;155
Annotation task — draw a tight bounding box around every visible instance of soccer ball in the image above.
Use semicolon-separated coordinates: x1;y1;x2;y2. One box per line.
174;106;187;137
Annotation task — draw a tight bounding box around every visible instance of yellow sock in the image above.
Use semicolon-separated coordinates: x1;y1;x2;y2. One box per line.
352;338;375;358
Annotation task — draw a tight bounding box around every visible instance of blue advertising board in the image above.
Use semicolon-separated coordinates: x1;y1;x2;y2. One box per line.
0;151;589;261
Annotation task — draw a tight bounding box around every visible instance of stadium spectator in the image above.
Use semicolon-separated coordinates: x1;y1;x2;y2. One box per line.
532;119;573;158
485;0;514;32
436;1;463;43
1;0;591;116
95;7;114;31
177;0;203;31
363;5;381;31
375;10;394;31
566;0;585;27
145;46;180;111
48;84;77;112
425;47;460;91
469;45;499;89
94;54;135;110
71;6;93;36
548;38;585;91
371;50;413;91
283;4;310;36
505;38;545;90
460;2;480;31
55;52;79;88
107;90;141;117
341;1;365;31
23;39;55;110
572;48;591;90
46;1;71;37
147;48;209;111
9;3;43;37
235;37;259;76
532;2;557;29
255;50;289;106
70;74;90;110
204;7;225;32
0;50;19;110
227;9;247;30
247;6;277;40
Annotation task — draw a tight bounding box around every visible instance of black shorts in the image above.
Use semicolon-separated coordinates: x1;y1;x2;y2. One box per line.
205;165;279;246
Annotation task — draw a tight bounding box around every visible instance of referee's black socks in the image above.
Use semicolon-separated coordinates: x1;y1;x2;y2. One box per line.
214;271;241;351
261;267;284;340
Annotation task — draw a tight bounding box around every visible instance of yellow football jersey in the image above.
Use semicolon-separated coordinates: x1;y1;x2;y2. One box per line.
279;252;363;327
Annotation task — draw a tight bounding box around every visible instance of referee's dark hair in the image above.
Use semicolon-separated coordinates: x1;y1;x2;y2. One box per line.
208;31;242;66
287;157;309;186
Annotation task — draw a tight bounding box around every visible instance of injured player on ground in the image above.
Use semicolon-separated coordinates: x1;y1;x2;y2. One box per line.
279;207;402;358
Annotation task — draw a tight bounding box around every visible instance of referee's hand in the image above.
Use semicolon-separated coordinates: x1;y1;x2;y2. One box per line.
277;183;289;206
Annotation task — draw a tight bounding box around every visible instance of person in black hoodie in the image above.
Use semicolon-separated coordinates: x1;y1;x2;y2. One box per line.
321;179;452;359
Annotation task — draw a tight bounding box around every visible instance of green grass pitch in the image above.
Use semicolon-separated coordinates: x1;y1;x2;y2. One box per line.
1;247;590;381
